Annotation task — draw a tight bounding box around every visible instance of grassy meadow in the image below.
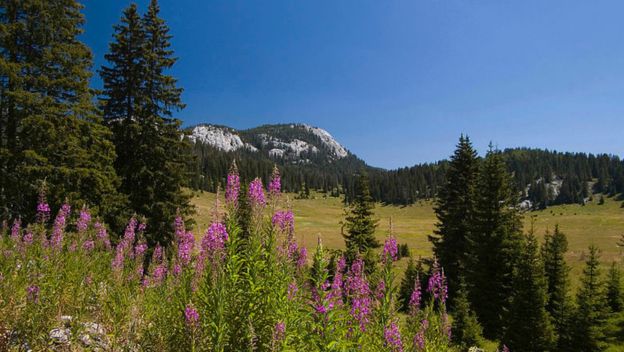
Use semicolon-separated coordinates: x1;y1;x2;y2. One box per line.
192;191;624;283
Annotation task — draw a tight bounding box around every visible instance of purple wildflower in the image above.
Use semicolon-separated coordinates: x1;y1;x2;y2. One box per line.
82;239;95;252
296;246;308;269
248;178;266;207
124;217;137;243
427;260;447;304
26;285;40;303
226;162;241;207
151;264;168;286
51;203;71;250
175;216;195;266
382;235;399;263
272;210;295;233
414;319;429;350
22;230;34;246
268;166;281;198
173;263;182;276
287;281;298;301
134;243;148;257
10;218;20;242
409;275;422;315
94;222;111;250
76;206;91;233
272;321;286;345
384;321;404;352
201;223;228;259
345;258;372;331
36;189;50;223
184;304;200;327
501;345;510;352
376;279;386;300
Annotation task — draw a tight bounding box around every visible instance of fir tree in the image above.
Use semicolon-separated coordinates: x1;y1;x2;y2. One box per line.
503;232;556;352
571;245;608;351
451;279;483;349
342;171;380;263
0;0;126;227
398;257;423;312
100;1;193;244
467;146;523;339
606;262;623;312
541;225;571;342
429;135;479;303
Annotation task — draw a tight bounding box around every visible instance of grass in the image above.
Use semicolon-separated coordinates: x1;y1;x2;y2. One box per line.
191;191;624;350
192;191;624;284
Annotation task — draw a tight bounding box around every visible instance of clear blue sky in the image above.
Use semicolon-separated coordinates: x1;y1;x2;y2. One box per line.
82;0;624;169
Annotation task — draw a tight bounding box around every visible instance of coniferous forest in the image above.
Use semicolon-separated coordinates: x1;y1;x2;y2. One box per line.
1;1;624;351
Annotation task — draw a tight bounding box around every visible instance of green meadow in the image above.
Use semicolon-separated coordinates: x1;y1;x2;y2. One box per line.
192;191;624;283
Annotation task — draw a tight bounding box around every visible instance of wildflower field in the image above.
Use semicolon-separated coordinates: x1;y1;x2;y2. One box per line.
0;169;454;351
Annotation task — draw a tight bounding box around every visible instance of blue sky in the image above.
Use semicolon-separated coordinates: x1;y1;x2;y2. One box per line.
82;0;624;169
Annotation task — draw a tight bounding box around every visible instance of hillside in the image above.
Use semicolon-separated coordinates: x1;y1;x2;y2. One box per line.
186;123;624;208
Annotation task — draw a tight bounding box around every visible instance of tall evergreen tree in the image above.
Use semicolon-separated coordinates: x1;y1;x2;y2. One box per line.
342;171;379;262
467;146;523;339
541;225;571;342
503;232;556;351
0;0;125;226
606;262;623;312
571;245;608;351
451;279;483;349
100;1;193;244
429;135;479;303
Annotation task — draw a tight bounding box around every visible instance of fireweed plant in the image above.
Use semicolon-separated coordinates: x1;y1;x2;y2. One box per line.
0;167;455;351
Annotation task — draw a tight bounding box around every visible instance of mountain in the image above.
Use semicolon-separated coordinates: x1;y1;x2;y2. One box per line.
185;123;624;208
187;123;351;165
185;123;371;199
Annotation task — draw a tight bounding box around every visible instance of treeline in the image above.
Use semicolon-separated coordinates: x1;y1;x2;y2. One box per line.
429;136;624;351
0;0;193;244
190;138;624;207
189;141;363;197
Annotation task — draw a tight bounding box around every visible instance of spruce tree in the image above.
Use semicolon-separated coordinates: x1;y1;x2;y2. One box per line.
541;225;571;341
342;171;379;263
429;135;479;303
0;0;126;226
606;262;623;312
398;257;423;312
451;279;483;349
100;1;193;244
571;245;608;351
467;146;523;339
503;232;556;352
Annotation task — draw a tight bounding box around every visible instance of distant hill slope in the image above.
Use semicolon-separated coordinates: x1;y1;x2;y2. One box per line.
184;123;624;207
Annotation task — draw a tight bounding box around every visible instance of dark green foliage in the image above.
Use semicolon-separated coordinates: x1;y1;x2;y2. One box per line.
397;243;410;259
429;135;479;304
541;225;572;347
570;245;608;351
599;195;606;205
607;262;623;312
0;0;126;227
467;146;523;339
342;171;380;263
503;232;556;352
398;257;423;312
451;280;483;349
528;179;549;209
99;0;193;244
